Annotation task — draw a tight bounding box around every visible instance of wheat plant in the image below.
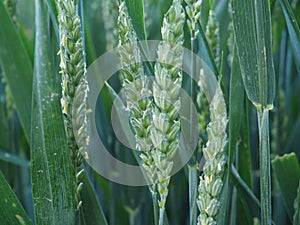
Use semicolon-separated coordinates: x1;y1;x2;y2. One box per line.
0;0;300;225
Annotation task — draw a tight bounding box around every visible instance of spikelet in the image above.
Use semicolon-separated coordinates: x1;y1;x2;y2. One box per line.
197;85;227;225
196;70;209;150
56;0;88;210
185;0;202;39
205;9;220;67
118;1;157;192
102;0;119;50
150;0;185;220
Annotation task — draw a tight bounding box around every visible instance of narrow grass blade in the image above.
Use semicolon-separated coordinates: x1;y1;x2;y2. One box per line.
44;0;59;40
231;165;261;209
228;47;244;166
105;82;135;148
272;153;300;221
279;0;300;73
0;1;33;141
0;170;33;225
125;0;147;40
236;98;253;225
80;172;108;225
30;0;75;224
196;23;219;76
0;150;30;167
232;0;275;108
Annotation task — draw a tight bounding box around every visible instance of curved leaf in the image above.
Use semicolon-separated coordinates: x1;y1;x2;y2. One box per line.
279;0;300;74
0;1;33;141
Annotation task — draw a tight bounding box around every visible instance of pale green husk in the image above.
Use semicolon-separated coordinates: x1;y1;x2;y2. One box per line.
56;0;88;210
151;0;185;218
118;1;157;192
197;86;227;225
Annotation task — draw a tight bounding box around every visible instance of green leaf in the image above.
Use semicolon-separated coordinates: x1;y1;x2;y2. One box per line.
125;0;147;41
197;23;219;76
0;170;33;225
272;153;300;221
0;1;33;141
0;150;30;167
222;46;252;225
279;0;300;74
80;172;108;225
217;47;244;225
30;0;75;224
228;46;244;166
233;2;275;224
236;98;253;225
232;0;275;109
44;0;59;40
231;165;260;209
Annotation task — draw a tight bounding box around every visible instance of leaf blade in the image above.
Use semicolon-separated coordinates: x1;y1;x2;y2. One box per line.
30;0;75;224
125;0;147;41
279;0;300;74
272;153;300;221
0;1;33;141
232;0;275;108
80;172;108;225
0;170;33;225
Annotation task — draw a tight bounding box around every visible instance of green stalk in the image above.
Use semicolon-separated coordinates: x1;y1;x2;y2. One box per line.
257;109;272;225
190;33;196;148
129;212;135;225
189;20;197;225
159;208;165;225
188;165;198;225
184;1;202;222
152;192;159;225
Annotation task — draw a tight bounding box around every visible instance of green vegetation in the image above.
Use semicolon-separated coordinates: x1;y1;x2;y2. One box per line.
0;0;300;224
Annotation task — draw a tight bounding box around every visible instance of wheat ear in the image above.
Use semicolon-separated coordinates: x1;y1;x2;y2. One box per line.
118;1;157;192
205;9;220;67
56;0;88;210
197;85;227;225
150;0;185;223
